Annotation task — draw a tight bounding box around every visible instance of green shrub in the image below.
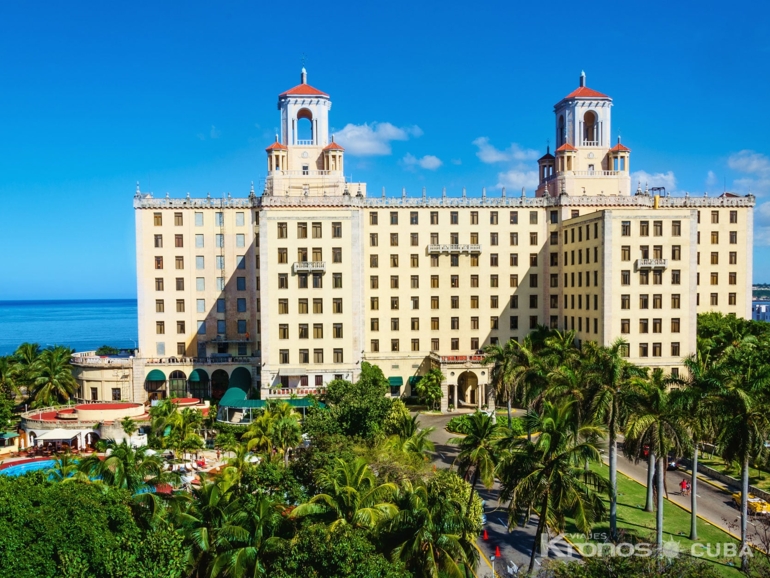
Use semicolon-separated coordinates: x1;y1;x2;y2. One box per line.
446;413;524;435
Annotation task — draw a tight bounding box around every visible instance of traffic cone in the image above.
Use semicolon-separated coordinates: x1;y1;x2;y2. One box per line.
483;529;488;541
495;545;501;558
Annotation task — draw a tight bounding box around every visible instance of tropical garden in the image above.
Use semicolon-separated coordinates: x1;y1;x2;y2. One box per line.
3;313;770;576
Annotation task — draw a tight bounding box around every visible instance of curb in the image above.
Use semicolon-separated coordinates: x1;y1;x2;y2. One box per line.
605;460;762;554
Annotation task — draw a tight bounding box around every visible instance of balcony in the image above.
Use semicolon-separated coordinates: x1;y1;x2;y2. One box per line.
427;244;482;254
430;352;487;365
293;261;326;273
636;258;668;269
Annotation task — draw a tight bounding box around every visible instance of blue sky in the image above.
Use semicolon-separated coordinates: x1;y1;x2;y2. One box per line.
1;0;769;299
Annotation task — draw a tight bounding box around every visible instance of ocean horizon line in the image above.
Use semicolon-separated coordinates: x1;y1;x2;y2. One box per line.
0;298;137;306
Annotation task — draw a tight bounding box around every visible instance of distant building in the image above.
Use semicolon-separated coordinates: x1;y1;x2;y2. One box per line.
754;303;770;322
72;70;755;417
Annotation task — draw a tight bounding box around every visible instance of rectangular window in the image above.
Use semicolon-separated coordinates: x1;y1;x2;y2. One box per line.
370;212;378;225
156;299;165;313
431;296;439;309
156;321;165;335
621;319;630;334
672;270;681;284
509;315;518;329
653;221;663;236
450;211;458;225
176;299;185;313
710;272;719;285
332;222;342;238
313;324;323;338
391;339;400;352
313;349;324;363
672;294;681;308
176;278;184;291
640;294;649;309
729;293;737;305
529;274;538;288
410;232;419;246
333;273;342;288
711;231;719;244
730;231;737;244
621;270;630;285
621;221;630;236
640;221;649;236
370;255;379;268
639;343;649;357
278;299;289;314
653;294;662;309
236;234;245;248
390;212;398;225
530;232;538;245
411;317;419;331
621;246;630;261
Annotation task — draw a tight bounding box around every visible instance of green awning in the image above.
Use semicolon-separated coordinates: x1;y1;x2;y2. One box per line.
1;431;19;439
146;369;166;381
218;391;326;410
388;377;404;387
408;376;422;386
189;369;209;382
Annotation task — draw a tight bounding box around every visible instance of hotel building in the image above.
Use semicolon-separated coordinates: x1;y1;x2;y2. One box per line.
73;70;755;416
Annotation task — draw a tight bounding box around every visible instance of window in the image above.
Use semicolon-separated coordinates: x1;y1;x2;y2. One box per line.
431;296;439;309
410;254;419;268
371;339;379;352
390;212;398;225
510;253;519;266
529;253;538;266
391;339;400;352
530;232;538;245
529;316;538;329
314;349;324;363
729;251;738;265
529;295;538;308
729;272;737;285
411;233;419;246
451;317;460;330
490;253;498;267
711;231;719;244
671;245;681;261
370;297;378;310
671;318;680;333
529;274;538;288
370;212;378;225
278;273;289;289
332;273;342;288
470;211;478;225
332;298;343;313
451;296;459;309
450;211;458;225
639;294;649;309
470;296;479;309
277;248;288;264
653;221;663;236
410;275;419;289
652;343;662;357
640;221;649;236
390;233;399;247
672;294;681;308
621;221;631;236
390;275;399;289
277;223;287;238
309;222;321;238
490;275;498;288
621;319;630;334
451;255;459;267
671;270;681;285
431;275;439;288
154;256;164;270
197;320;206;335
176;278;184;291
153;212;163;226
155;299;165;313
730;231;737;244
431;317;439;330
370;255;379;268
510;274;519;288
639;270;649;285
279;350;289;364
332;247;342;263
278;299;289;314
333;323;343;338
332;222;342;238
639;343;649;357
411;296;419;310
450;338;459;351
236;233;245;248
391;254;399;267
621;270;630;285
411;339;420;351
729;293;737;305
371;318;380;331
653;294;662;309
430;211;439;225
652;318;662;333
411;317;419;330
312;323;323;338
621;246;630;261
176;299;185;313
313;273;323;288
710;272;718;285
156;321;165;334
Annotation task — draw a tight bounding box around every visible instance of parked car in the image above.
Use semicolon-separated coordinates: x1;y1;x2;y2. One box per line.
732;492;770;514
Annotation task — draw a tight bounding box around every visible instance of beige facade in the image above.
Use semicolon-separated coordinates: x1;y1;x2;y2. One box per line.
101;70;756;411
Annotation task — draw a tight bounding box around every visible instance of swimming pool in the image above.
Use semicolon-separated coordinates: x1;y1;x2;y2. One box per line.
0;459;55;477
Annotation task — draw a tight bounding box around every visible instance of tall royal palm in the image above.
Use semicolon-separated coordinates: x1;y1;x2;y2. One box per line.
624;368;689;554
672;350;720;540
714;348;770;571
497;400;608;574
449;411;503;508
30;346;78;406
584;338;640;541
482;339;517;427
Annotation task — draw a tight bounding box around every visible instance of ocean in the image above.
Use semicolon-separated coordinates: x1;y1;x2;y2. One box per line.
0;299;137;356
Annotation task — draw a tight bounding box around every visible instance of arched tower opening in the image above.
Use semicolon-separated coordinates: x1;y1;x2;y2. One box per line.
583;110;598;146
557;115;565;147
296;108;314;144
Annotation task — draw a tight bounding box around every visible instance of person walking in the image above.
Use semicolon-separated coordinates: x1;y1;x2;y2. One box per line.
680;478;688;495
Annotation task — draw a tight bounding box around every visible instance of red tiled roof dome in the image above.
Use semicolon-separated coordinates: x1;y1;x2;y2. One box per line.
563;86;610;99
610;142;631;152
555;143;577;152
323;141;344;151
266;139;288;151
279;83;329;98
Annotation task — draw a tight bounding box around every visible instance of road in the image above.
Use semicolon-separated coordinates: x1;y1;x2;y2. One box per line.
419;411;579;577
417;411;767;576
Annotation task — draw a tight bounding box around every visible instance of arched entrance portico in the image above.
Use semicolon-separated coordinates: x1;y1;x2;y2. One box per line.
457;371;479;406
211;370;229;401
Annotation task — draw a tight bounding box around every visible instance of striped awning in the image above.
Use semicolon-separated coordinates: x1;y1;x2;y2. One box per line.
388;377;404;387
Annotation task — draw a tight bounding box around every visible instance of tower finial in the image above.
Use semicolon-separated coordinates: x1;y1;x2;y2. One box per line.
580;70;586;87
300;66;307;84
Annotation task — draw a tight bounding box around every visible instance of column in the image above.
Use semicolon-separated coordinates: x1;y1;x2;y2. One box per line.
440;379;449;413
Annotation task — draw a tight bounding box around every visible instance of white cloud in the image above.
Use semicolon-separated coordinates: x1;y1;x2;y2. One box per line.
630;170;677;193
495;169;540;191
754;202;770;246
403;153;443;170
706;170;718;189
451;158;462;165
472;137;539;164
728;150;770;176
334;122;422;156
210;125;221;139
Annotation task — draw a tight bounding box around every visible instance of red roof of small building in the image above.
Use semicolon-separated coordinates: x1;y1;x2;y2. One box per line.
555;143;577;152
279;83;329;98
562;86;610;100
610;142;631;152
323;141;344;151
265;141;288;151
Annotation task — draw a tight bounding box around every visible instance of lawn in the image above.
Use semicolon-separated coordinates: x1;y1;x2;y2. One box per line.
699;456;770;493
562;462;744;578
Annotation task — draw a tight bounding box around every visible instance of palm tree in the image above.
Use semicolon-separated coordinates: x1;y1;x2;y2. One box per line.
449;411;503;508
289;457;398;530
672;350;720;540
78;439;173;494
271;414;301;467
0;356;21;400
497;399;608;574
242;411;273;456
389;480;478;578
482;339;517;427
386;414;436;462
208;494;282;578
47;451;90;483
415;368;444;411
30;346;77;406
624;368;689;554
13;342;40;397
713;349;770;571
583;338;641;541
121;416;138;438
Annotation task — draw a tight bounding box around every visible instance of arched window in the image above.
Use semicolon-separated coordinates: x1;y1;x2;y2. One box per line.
296;108;314;144
211;369;230;400
557;115;565;147
169;370;188;398
583;111;597;145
